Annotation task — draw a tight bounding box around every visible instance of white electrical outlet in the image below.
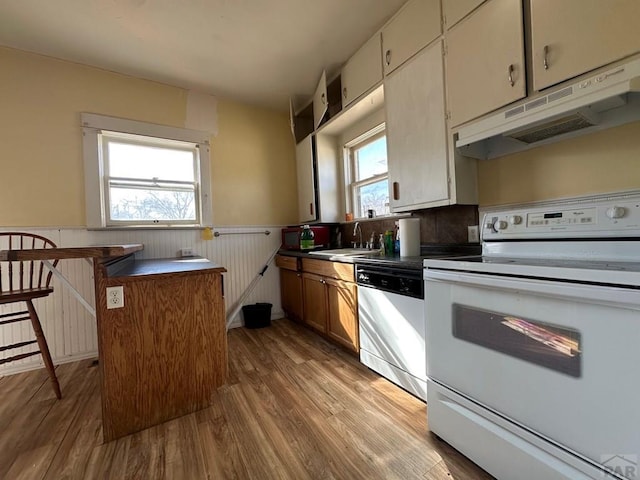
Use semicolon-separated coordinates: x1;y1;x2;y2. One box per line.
106;286;124;309
468;225;480;243
180;247;194;257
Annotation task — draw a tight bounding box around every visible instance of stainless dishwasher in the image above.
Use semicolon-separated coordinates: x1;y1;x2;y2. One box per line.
356;264;426;401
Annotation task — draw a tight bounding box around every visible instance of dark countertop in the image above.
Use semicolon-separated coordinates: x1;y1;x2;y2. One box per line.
278;244;481;270
106;256;226;278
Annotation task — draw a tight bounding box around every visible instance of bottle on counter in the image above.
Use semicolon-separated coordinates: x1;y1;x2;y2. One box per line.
300;225;315;250
384;230;394;256
379;233;385;255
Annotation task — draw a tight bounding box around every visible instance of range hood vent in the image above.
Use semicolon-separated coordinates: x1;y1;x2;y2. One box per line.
506;111;596;144
457;58;640;160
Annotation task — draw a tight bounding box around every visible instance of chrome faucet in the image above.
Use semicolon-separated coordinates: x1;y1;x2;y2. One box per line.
353;222;363;248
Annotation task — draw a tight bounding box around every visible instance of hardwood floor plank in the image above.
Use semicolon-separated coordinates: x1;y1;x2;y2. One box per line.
42;371;102;479
197;395;252;480
4;360;99;479
261;369;377;479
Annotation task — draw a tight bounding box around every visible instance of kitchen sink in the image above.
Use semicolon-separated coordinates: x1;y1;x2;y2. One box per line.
308;248;374;257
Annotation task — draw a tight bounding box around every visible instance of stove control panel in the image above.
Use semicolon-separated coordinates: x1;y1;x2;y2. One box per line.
481;196;640;240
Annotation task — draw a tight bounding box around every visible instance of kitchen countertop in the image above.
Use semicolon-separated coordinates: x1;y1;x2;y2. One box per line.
278;244;481;269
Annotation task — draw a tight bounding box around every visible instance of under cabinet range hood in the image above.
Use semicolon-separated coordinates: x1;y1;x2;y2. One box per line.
457;57;640;160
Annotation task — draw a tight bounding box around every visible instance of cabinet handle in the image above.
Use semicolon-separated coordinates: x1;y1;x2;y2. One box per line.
385;50;391;66
343;87;347;99
309;202;314;216
508;64;514;87
543;45;549;70
321;93;326;105
392;181;400;201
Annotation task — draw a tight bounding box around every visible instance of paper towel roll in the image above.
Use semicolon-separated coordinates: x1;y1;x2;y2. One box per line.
399;218;420;257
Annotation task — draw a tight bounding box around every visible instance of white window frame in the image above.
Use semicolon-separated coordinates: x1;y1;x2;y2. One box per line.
82;113;213;229
344;123;388;219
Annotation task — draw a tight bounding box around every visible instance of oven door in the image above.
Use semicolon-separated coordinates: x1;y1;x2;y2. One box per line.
425;268;640;472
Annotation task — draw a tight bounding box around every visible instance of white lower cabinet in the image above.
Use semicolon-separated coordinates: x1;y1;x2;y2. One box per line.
386;40;450;212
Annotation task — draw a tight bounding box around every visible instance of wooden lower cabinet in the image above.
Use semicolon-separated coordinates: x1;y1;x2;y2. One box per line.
277;255;359;354
280;268;304;322
326;278;359;352
302;273;330;334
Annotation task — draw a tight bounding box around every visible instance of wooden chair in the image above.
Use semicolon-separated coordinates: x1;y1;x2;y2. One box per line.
0;232;61;399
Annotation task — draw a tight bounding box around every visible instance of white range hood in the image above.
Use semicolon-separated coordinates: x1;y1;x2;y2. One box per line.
456;57;640;160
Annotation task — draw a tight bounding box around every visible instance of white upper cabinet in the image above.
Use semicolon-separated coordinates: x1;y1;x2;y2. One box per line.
341;34;383;108
530;0;640;91
296;135;316;223
386;40;449;211
442;0;484;30
313;71;328;129
382;0;441;76
446;0;526;127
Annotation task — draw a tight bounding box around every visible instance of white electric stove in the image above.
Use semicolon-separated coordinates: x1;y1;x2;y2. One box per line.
424;191;640;480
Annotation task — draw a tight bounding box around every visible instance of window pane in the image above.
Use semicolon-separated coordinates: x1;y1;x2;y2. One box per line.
355;136;387;181
107;141;195;182
356;179;389;217
109;187;196;221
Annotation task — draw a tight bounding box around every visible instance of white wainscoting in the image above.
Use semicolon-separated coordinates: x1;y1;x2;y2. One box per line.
0;226;283;375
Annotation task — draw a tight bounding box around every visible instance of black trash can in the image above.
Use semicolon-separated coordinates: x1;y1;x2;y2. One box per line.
242;303;272;329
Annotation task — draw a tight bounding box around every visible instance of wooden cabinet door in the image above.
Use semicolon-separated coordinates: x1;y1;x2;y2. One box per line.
302;273;328;334
280;269;304;322
325;279;359;353
446;0;526;127
382;0;441;76
386;40;449;211
530;0;640;91
296;135;316;223
313;71;328;128
341;34;383;107
443;0;484;30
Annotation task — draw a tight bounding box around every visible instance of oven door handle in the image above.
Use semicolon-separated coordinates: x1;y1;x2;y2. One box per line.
424;269;640;309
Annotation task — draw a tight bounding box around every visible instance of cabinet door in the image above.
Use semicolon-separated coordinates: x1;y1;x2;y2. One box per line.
386;40;449;211
342;34;382;107
280;269;304;322
313;71;328;128
296;135;316;223
442;0;484;29
446;0;525;126
326;279;359;353
302;273;327;334
382;0;441;76
531;0;640;91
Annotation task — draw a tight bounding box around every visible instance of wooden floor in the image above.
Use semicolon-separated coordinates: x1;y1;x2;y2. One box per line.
0;318;492;479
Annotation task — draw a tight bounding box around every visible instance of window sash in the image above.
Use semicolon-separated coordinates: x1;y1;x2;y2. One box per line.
101;133;203;226
350;130;387;183
346;126;388;219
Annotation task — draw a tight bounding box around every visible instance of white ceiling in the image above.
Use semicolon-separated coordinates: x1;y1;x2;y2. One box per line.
0;0;406;111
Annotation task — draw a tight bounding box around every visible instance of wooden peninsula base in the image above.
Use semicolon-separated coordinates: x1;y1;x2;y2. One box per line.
93;256;227;442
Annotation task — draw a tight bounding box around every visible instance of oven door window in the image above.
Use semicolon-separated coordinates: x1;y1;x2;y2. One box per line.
452;304;582;378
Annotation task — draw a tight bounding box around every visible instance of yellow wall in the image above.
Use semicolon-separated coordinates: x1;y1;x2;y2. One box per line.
478;121;640;206
0;47;297;227
212;100;298;225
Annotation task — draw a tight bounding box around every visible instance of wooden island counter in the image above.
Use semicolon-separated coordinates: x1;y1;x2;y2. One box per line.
94;255;228;441
0;242;228;442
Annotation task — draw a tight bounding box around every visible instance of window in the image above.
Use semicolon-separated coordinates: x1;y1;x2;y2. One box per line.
346;126;389;218
82;113;212;228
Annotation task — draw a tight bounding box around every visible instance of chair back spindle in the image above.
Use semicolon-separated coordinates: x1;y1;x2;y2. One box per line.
0;233;58;293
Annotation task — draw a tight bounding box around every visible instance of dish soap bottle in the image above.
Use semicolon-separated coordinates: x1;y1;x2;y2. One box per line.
300;225;315;250
379;233;386;256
